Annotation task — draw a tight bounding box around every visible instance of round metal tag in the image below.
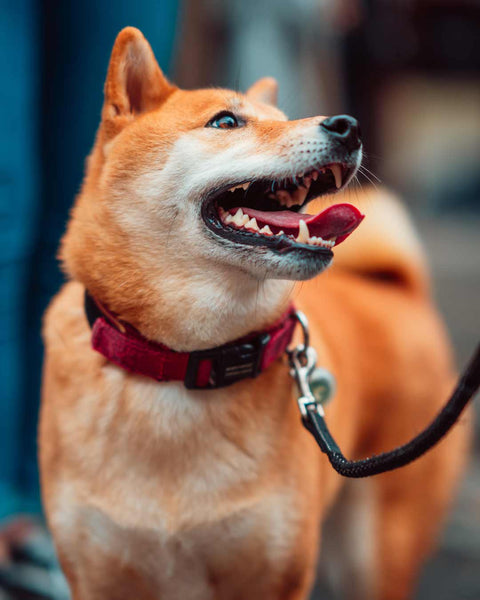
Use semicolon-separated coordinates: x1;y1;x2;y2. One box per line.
308;368;336;406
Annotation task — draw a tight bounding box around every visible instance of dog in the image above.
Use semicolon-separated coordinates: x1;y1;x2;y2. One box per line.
40;27;470;600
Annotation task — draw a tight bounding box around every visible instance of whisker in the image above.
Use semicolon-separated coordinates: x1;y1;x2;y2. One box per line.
358;165;381;182
358;169;378;190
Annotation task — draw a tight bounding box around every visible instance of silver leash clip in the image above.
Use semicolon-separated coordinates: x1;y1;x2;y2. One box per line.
287;311;336;419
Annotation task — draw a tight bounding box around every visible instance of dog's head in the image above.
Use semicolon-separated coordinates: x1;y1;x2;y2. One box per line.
62;27;364;345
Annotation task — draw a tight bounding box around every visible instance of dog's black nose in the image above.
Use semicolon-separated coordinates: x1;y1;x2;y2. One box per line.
320;115;361;151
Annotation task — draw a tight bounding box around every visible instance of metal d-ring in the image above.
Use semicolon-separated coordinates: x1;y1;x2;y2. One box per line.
291;310;310;355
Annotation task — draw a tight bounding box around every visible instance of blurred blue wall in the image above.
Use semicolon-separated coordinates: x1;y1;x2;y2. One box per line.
0;0;179;518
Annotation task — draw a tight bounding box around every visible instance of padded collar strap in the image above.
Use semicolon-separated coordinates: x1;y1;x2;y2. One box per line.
84;291;296;389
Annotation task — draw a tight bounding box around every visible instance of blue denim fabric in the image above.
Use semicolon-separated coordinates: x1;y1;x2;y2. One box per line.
0;0;179;519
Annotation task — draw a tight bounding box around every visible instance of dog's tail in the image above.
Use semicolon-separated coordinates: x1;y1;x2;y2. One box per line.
322;186;430;296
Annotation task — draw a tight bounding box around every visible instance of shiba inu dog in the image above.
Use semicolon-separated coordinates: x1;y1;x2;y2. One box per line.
40;27;470;600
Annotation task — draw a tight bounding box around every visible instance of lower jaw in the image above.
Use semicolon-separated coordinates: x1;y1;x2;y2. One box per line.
266;250;333;281
202;224;333;281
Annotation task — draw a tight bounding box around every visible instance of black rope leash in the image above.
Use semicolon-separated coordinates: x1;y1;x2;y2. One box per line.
288;311;480;478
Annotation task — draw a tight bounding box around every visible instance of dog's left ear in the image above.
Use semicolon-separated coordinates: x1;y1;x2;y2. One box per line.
246;77;278;106
101;27;175;139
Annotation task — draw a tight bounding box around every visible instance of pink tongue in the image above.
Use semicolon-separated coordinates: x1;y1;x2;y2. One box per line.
241;203;364;244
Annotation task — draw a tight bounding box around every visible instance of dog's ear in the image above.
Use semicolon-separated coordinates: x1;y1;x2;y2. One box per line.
101;27;175;138
246;77;278;106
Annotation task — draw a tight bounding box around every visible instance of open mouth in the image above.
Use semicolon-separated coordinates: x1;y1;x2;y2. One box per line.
202;163;364;255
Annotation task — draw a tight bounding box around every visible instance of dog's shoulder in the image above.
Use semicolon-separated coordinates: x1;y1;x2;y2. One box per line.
43;280;89;352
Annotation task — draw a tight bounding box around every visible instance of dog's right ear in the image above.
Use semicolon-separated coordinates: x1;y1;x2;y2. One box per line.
246;77;278;106
101;27;175;139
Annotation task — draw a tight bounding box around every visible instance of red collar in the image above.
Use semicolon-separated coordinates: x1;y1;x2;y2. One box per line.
84;291;296;389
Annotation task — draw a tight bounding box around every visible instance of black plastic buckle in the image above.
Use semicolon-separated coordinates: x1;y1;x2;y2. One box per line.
184;333;271;389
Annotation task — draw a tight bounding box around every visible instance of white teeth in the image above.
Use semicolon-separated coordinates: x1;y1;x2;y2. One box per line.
245;217;259;231
222;210;273;236
311;171;319;181
296;219;310;243
308;236;336;248
231;208;249;226
330;164;343;189
292;219;337;247
229;182;250;192
220;202;337;248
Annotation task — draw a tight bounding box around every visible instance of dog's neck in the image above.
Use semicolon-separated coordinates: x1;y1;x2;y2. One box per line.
135;257;295;351
64;191;295;352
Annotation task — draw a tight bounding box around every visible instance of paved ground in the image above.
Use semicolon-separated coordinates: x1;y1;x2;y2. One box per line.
311;215;480;599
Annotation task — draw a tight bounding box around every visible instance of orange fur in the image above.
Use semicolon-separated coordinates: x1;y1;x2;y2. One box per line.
40;28;470;600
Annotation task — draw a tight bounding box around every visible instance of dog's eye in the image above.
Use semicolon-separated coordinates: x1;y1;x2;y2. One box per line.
206;112;241;129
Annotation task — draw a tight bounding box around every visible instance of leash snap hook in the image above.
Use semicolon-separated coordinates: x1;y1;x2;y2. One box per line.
288;310;337;419
287;309;322;418
289;345;324;419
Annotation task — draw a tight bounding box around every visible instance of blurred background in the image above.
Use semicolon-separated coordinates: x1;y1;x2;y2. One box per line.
0;0;479;598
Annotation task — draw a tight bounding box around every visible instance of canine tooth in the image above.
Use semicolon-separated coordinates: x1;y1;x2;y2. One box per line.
330;164;343;189
311;170;319;181
259;225;273;235
245;217;259;231
225;213;233;224
277;230;285;236
296;219;310;243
